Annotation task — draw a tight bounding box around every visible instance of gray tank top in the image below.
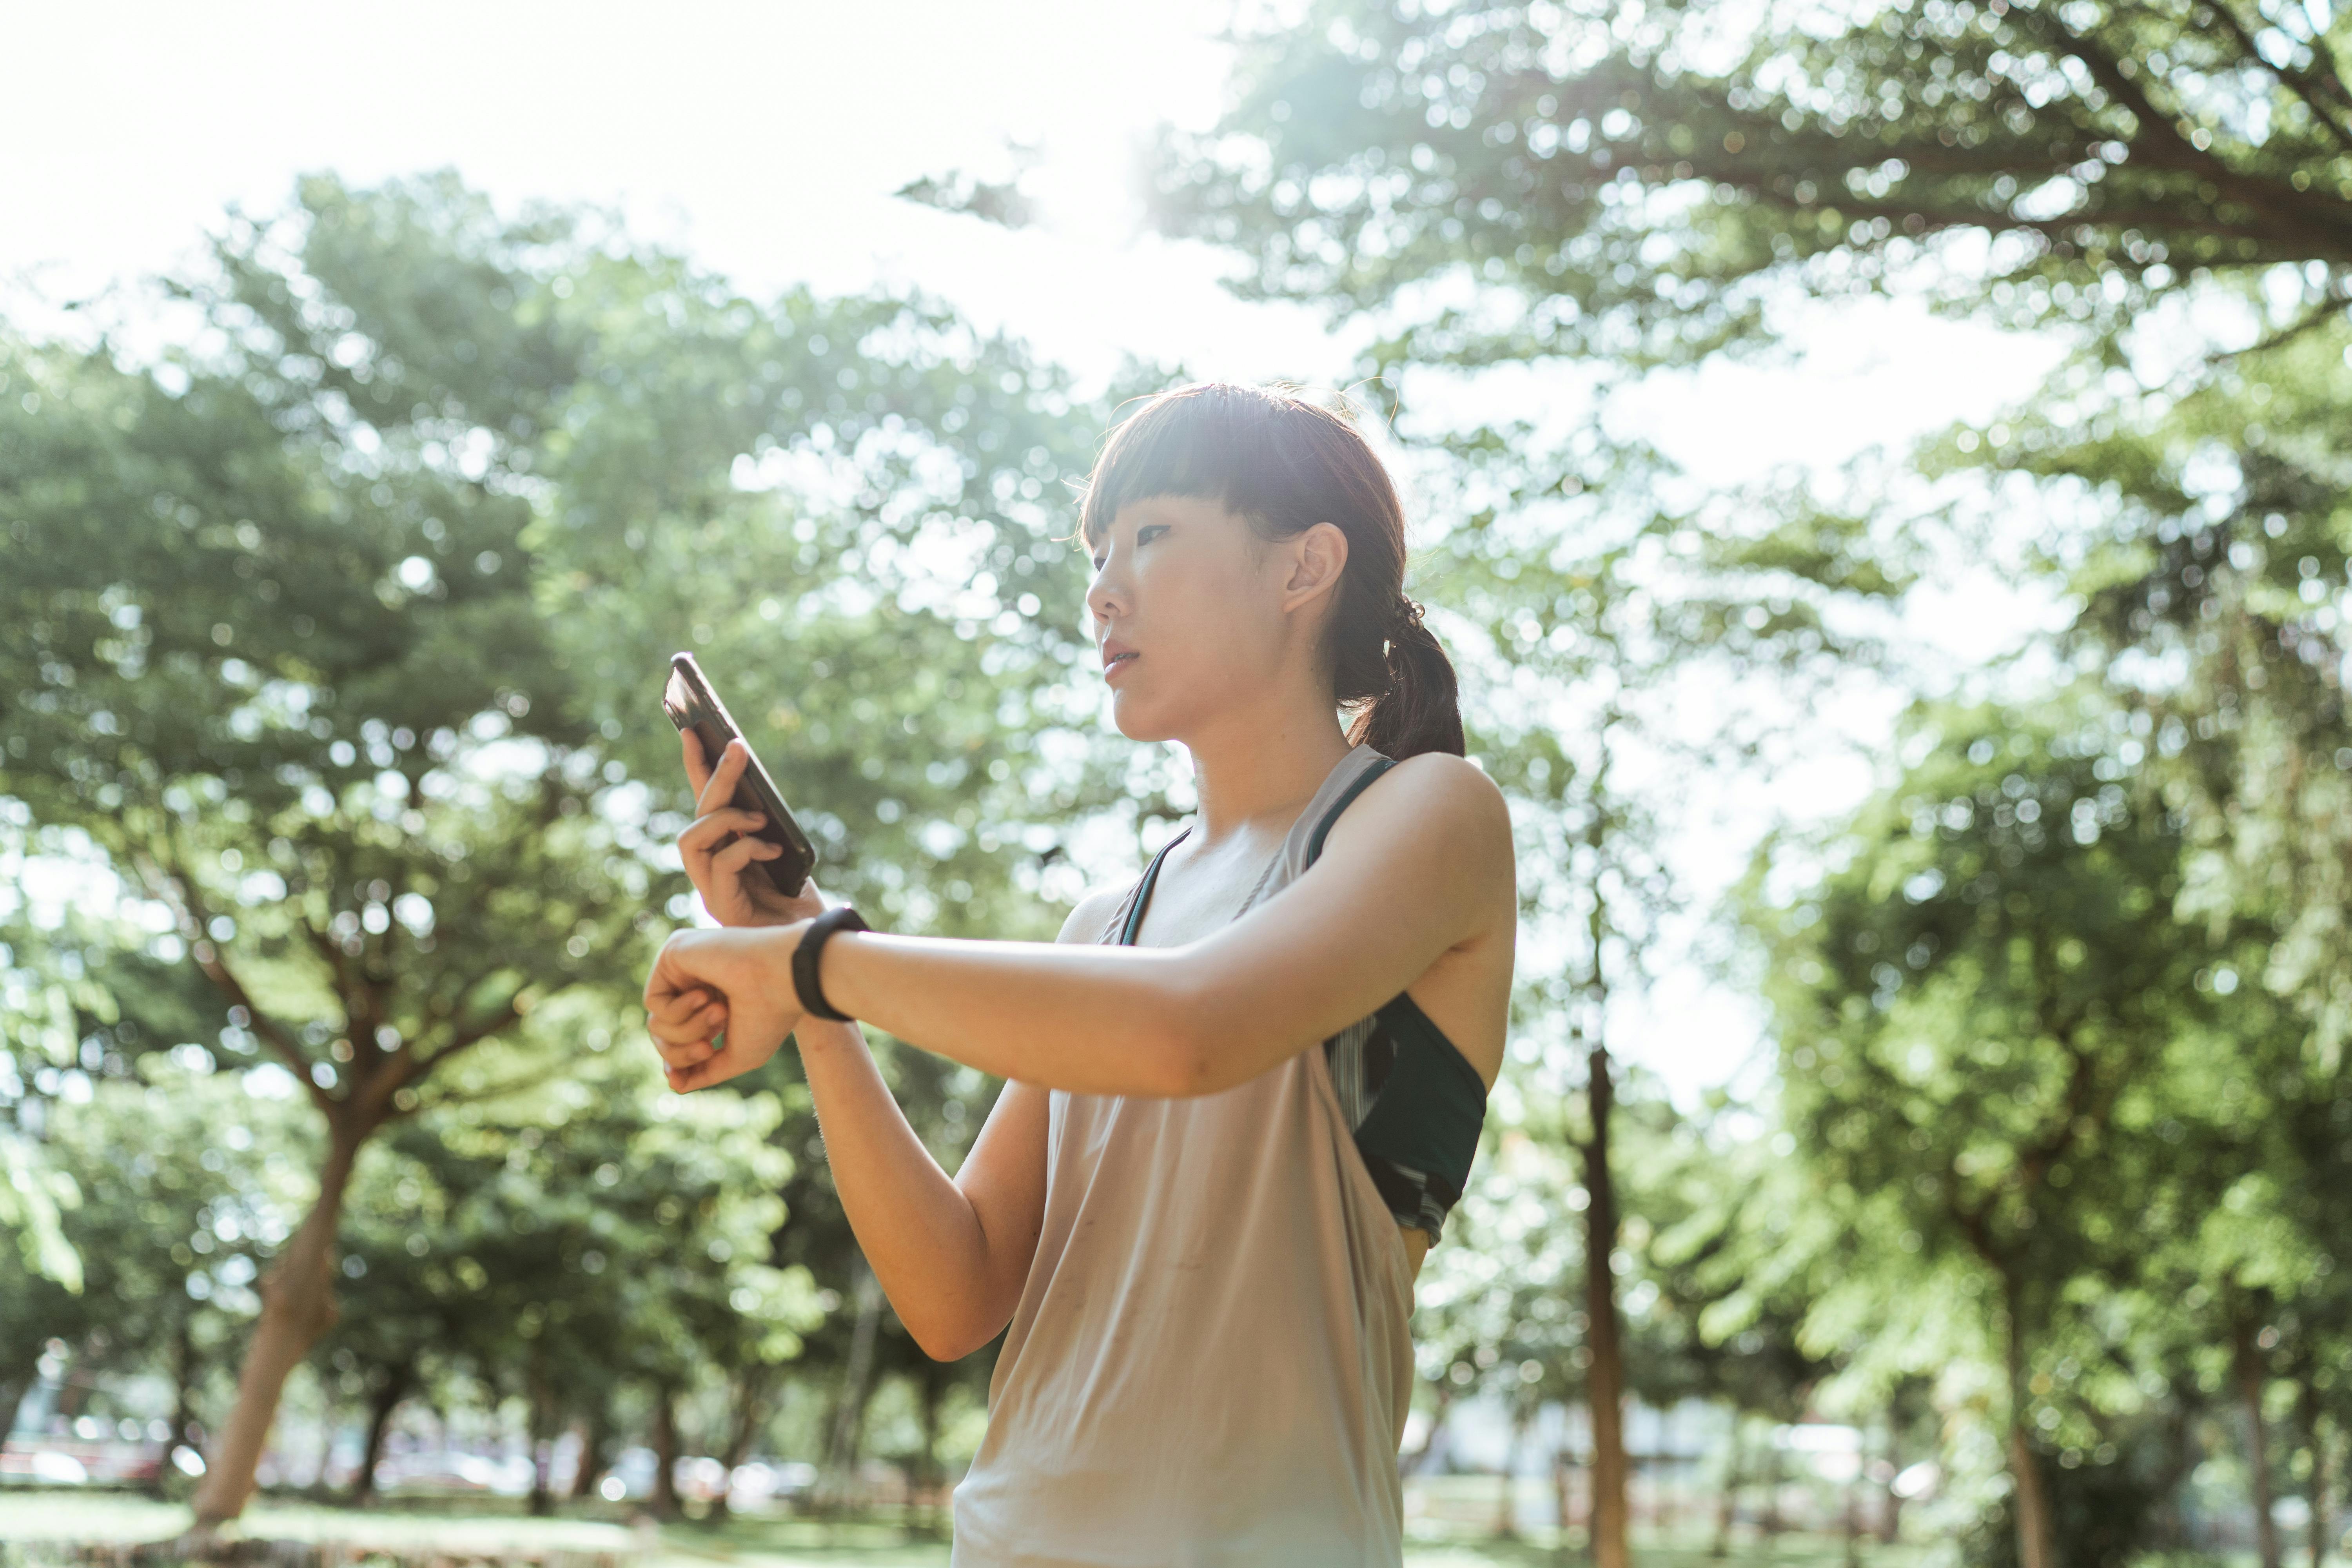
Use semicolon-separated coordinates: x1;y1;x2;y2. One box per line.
951;743;1416;1566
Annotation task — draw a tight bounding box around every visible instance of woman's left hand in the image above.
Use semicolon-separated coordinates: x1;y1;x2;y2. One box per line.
643;923;809;1091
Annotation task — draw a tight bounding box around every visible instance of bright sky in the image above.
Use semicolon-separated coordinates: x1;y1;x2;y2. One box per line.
7;0;2073;1103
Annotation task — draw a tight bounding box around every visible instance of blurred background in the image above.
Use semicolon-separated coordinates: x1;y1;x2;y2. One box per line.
2;1;2347;1565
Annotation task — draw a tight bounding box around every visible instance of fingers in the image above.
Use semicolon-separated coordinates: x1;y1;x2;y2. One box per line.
644;970;728;1063
648;1003;728;1072
653;1033;722;1074
694;739;750;818
646;984;717;1026
648;997;727;1048
681;730;711;797
664;1029;781;1091
712;835;783;879
678;807;769;857
665;1048;745;1093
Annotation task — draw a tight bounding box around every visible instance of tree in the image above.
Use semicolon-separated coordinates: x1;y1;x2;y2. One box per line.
1137;0;2350;369
1401;412;1901;1563
1951;319;2352;1559
1105;7;2352;1554
2;891;279;1441
2;187;648;1525
1134;0;2352;1143
1642;1123;1840;1550
0;893;102;1300
1747;697;2298;1564
0;169;1150;1525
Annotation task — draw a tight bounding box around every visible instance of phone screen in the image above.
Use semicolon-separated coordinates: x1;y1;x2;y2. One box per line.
661;653;818;896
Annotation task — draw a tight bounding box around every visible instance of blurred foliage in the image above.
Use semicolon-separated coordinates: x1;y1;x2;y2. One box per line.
1138;0;2352;368
0;169;1160;1513
1109;0;2352;1553
6;0;2352;1538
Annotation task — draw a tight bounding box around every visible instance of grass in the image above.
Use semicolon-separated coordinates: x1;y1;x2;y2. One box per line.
0;1487;1936;1567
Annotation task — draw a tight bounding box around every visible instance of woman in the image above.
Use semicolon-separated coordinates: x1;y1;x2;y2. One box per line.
644;381;1517;1564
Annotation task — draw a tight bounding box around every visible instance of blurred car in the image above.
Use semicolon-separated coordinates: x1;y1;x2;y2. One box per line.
0;1441;160;1486
373;1448;534;1496
726;1459;816;1510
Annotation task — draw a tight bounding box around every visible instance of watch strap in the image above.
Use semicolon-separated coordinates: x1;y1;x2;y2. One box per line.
793;904;870;1022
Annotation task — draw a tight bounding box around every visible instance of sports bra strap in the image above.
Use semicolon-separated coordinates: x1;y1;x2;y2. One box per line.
1121;749;1394;944
1306;755;1398;867
1118;828;1191;945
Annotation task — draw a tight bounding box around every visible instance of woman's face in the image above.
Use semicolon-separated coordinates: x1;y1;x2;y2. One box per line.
1085;494;1328;743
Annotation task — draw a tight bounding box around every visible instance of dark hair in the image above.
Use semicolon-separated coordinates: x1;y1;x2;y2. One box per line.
1071;381;1463;760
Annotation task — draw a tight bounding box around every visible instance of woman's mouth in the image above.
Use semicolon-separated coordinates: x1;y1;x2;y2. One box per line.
1105;652;1138;681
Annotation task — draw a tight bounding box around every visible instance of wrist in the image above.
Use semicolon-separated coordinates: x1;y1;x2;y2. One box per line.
791;906;871;1022
794;1012;868;1053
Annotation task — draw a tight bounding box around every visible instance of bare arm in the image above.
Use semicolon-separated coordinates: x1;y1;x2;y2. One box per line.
790;891;1118;1363
646;753;1514;1100
661;731;1106;1361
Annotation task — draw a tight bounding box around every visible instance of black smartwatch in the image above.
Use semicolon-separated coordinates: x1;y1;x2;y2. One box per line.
792;904;871;1022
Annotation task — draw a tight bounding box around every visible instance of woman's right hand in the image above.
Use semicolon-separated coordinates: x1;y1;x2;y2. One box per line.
677;730;828;927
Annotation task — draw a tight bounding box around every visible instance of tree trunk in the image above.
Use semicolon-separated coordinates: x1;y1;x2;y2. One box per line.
1879;1396;1903;1544
570;1414;608;1502
0;1373;30;1446
1492;1398;1527;1539
57;1333;101;1421
143;1326;181;1495
2002;1272;2056;1568
1554;1444;1577;1538
526;1357;557;1519
1711;1420;1742;1558
820;1258;884;1512
2302;1382;2328;1568
191;1121;368;1528
347;1365;408;1508
1760;1438;1785;1537
916;1361;945;1534
2238;1316;2283;1568
708;1366;777;1524
1582;1043;1629;1568
2154;1398;2196;1550
649;1383;681;1521
169;1310;203;1466
1402;1383;1453;1477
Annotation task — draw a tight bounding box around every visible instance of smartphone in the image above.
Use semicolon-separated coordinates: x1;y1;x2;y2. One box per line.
661;652;818;897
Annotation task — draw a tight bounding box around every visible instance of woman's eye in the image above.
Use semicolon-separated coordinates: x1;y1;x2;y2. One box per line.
1091;527;1164;572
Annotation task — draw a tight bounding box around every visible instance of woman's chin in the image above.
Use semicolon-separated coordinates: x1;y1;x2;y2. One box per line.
1108;693;1179;745
1112;713;1172;744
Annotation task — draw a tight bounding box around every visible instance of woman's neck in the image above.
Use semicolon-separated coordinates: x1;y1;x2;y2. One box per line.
1179;705;1355;853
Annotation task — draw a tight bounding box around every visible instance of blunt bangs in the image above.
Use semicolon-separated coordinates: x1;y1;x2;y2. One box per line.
1077;384;1340;552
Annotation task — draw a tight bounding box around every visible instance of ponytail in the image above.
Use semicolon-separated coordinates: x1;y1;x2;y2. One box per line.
1347;595;1464;760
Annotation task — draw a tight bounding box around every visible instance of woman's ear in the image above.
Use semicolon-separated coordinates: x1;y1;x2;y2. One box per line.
1279;521;1350;610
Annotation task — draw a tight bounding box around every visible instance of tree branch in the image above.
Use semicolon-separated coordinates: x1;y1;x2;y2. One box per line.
130;846;334;1116
2031;8;2212;171
300;918;363;1027
413;995;526;1076
416;1060;570;1110
2044;7;2352;251
2189;0;2352;153
2214;280;2352;361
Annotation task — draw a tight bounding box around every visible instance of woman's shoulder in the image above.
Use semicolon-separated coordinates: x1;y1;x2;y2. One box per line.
1319;750;1518;917
1056;884;1134;944
1365;751;1513;848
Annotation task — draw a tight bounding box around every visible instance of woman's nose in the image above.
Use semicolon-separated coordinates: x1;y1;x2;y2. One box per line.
1085;560;1124;623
